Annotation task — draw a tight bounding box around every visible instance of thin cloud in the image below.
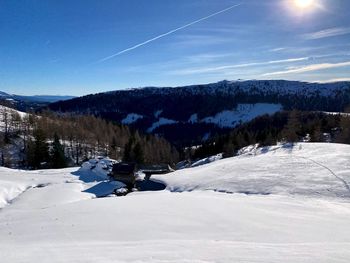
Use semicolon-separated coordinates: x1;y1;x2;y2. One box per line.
269;47;287;52
171;57;308;75
186;52;236;63
97;3;242;63
304;27;350;40
262;61;350;76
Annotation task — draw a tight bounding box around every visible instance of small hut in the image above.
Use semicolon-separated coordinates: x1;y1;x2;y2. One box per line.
111;162;137;188
140;164;174;180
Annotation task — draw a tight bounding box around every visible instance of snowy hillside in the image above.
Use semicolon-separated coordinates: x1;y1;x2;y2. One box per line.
1;143;350;262
0;105;27;117
0;105;28;132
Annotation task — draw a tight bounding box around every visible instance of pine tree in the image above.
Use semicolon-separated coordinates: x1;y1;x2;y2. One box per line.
0;133;5;166
26;128;49;169
0;106;10;143
109;136;118;159
50;133;67;168
338;116;350;143
311;125;323;142
123;138;134;162
133;142;144;164
282;110;301;142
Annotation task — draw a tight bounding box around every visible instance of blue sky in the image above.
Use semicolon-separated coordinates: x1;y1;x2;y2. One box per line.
0;0;349;96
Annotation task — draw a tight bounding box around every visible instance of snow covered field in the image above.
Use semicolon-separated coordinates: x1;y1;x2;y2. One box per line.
1;143;350;262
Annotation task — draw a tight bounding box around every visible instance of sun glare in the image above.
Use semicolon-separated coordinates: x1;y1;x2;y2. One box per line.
294;0;315;9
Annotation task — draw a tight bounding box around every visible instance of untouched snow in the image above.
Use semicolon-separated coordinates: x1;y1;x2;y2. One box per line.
0;167;92;210
2;191;350;262
154;143;350;198
121;113;143;125
202;103;282;128
1;143;350;262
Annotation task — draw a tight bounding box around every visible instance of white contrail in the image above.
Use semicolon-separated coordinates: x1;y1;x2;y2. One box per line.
98;3;242;63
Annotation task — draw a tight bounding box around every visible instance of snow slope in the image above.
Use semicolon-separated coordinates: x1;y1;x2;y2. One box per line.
1;143;350;262
154;143;350;199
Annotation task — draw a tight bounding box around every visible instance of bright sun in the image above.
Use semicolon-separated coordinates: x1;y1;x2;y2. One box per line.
294;0;315;9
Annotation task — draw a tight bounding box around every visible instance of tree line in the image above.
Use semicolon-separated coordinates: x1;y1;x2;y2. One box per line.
0;104;179;169
188;110;348;161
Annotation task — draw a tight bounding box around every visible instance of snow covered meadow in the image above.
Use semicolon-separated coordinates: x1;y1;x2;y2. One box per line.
1;143;350;262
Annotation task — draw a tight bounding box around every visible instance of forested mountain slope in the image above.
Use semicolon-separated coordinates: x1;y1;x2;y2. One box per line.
48;80;350;145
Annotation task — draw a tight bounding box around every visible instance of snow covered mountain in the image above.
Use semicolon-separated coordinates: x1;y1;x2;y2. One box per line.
1;142;350;262
48;80;350;145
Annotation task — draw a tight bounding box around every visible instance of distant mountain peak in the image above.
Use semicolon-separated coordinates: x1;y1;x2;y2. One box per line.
0;91;76;112
0;91;11;97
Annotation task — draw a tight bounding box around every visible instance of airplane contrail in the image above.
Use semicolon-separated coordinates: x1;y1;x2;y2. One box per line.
98;3;243;63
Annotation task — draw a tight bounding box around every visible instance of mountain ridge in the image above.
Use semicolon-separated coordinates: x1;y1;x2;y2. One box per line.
47;80;350;145
0;92;76;111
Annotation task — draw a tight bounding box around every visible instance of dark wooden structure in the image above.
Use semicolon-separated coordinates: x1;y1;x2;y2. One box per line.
139;164;174;180
111;162;137;188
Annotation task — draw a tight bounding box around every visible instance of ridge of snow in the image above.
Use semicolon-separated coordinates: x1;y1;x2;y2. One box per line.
111;80;350;98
